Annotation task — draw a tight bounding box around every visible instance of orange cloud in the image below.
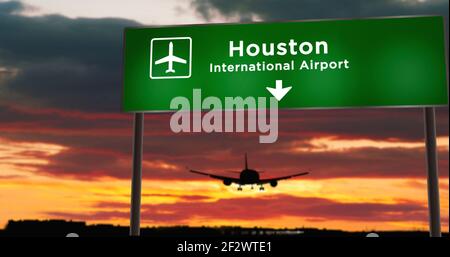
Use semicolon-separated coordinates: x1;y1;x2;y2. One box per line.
290;136;449;153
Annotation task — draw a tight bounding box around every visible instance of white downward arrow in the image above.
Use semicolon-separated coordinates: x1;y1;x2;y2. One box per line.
266;80;292;101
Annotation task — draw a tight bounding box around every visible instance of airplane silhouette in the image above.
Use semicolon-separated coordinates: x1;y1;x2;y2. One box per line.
189;153;309;191
155;41;187;73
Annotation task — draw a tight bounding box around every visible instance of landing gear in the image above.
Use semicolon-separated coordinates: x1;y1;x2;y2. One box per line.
236;185;264;191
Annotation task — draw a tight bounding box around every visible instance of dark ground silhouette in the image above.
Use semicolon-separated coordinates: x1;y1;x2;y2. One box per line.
1;220;447;237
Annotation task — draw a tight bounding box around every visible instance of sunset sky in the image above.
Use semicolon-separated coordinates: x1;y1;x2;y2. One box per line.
0;0;448;232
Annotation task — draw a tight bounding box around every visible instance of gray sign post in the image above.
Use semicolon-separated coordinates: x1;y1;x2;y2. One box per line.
423;107;441;237
130;113;144;236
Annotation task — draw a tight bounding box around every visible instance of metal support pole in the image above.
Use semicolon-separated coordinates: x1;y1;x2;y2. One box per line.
423;107;441;237
130;113;144;236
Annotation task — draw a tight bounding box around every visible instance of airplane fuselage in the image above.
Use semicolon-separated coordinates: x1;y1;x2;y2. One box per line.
239;169;260;184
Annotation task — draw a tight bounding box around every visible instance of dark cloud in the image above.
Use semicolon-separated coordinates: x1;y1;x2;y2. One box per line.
16;133;450;180
0;1;139;112
1;103;447;144
0;0;21;13
1;104;448;180
36;147;131;180
192;0;449;23
46;194;433;225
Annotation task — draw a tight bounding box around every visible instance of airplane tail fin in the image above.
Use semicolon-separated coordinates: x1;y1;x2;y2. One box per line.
165;69;175;73
244;153;248;169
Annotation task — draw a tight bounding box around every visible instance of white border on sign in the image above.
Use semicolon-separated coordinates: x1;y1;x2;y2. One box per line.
149;37;192;79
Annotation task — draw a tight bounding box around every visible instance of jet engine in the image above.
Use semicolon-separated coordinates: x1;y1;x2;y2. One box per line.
270;181;278;187
223;179;232;186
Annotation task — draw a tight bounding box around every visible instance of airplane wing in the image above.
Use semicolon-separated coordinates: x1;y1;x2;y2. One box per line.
171;56;187;64
155;56;171;65
189;169;240;183
259;172;309;184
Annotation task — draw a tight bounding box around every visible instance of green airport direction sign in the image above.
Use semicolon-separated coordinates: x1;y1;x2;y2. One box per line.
122;16;448;112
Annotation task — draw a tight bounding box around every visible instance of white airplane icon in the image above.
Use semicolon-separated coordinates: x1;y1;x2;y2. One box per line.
154;41;187;73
